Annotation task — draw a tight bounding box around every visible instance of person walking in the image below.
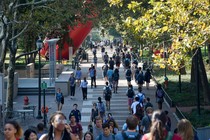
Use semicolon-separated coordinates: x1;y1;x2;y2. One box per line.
39;112;76;140
93;54;98;68
140;107;153;134
80;77;88;100
89;64;96;88
144;68;152;90
96;123;115;140
107;67;114;88
90;103;99;125
109;57;115;70
55;88;64;111
69;73;76;99
141;110;182;140
75;67;82;87
103;82;112;111
115;116;141;140
102;64;108;82
97;97;106;121
112;68;119;93
4;120;23;140
126;84;135;114
155;84;165;109
125;66;132;86
69;104;81;123
93;116;103;140
69;114;83;140
177;119;196;140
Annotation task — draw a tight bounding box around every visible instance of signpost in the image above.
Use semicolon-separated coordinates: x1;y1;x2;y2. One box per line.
41;81;47;127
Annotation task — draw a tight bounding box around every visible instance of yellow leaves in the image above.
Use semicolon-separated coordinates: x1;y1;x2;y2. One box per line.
107;0;123;7
162;26;168;32
127;1;141;13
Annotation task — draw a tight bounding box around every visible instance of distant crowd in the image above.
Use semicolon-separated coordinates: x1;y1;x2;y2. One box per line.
3;43;197;140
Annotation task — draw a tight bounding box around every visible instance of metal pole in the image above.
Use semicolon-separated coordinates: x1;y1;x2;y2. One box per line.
179;70;181;93
43;88;46;127
196;49;200;115
36;50;42;119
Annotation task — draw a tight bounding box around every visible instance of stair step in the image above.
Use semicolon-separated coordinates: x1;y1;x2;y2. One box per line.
18;87;55;95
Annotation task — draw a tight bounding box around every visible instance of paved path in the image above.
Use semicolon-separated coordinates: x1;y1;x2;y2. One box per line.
1;45;179;138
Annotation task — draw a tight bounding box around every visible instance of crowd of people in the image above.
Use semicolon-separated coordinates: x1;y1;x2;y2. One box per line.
3;43;197;140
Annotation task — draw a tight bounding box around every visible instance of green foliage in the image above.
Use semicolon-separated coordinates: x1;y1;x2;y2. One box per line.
184;109;210;128
108;0;210;72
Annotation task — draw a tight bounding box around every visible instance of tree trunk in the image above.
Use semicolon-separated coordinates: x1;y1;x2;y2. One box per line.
0;17;8;73
197;47;210;103
208;43;210;66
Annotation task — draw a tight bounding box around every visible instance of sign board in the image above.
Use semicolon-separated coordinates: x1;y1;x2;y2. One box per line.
41;81;47;90
0;73;4;105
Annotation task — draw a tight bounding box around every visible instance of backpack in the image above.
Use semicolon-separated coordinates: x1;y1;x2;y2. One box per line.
127;89;134;98
126;69;132;77
138;93;145;103
135;103;144;119
104;86;112;98
99;134;115;140
89;68;95;77
98;102;105;113
115;55;120;62
157;89;164;98
125;59;130;66
121;132;140;140
137;73;144;84
113;73;119;81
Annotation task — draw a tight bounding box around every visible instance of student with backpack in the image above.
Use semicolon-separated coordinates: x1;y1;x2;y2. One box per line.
115;54;121;68
112;68;120;93
131;96;144;121
97;97;106;121
103;82;112;111
156;84;165;109
115;116;141;140
136;67;144;88
137;87;146;105
125;66;132;86
126;84;135;114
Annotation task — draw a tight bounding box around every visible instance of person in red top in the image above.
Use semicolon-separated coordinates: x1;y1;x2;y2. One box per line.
141;110;182;140
69;114;83;140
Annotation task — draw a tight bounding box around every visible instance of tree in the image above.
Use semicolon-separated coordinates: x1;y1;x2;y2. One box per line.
0;0;97;116
108;0;210;102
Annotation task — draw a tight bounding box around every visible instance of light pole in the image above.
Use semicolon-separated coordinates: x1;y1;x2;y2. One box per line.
36;38;43;119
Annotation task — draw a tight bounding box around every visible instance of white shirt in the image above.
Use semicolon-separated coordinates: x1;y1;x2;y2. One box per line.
80;80;88;88
131;101;140;114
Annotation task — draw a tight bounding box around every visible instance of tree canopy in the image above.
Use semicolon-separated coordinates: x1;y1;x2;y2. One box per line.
108;0;210;71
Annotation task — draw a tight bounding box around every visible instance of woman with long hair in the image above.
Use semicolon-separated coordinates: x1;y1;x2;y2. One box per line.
177;119;194;140
39;111;76;140
4;120;23;140
141;110;182;140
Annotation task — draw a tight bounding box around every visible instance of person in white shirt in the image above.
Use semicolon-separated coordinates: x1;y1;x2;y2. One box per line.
80;77;88;100
131;96;141;114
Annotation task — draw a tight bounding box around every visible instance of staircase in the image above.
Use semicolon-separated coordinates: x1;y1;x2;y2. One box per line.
18;87;55;95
